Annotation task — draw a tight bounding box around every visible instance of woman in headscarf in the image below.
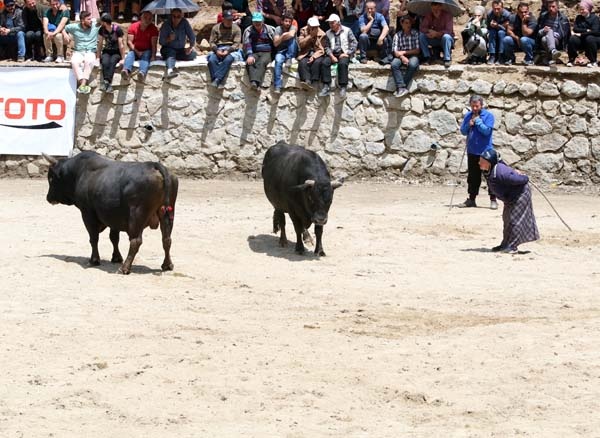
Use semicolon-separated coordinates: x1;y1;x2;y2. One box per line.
461;5;488;64
567;0;600;67
479;148;540;254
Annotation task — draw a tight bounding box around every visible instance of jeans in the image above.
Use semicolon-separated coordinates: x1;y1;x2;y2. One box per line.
124;48;152;75
160;46;197;70
207;51;235;83
358;33;390;59
273;39;298;88
25;30;44;59
503;35;535;62
419;32;453;61
488;28;506;56
391;56;419;88
101;51;121;83
0;31;26;58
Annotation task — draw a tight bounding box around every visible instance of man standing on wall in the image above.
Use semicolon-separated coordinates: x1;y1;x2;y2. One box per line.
457;94;498;210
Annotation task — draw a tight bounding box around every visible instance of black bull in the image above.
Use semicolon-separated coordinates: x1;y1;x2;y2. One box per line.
262;142;342;256
44;151;178;274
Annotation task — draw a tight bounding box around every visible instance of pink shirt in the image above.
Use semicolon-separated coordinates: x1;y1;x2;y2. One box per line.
419;9;454;37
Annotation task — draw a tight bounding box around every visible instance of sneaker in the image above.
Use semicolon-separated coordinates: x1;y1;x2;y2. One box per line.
210;79;219;88
523;60;533;66
491;244;506;252
284;58;293;67
74;12;80;21
318;84;330;97
273;86;282;94
135;71;146;83
301;81;314;90
117;12;125;21
131;14;139;22
55;56;64;63
487;56;496;65
100;81;108;92
43;56;53;63
77;84;91;94
566;61;573;67
121;69;130;81
394;87;408;98
166;69;179;79
17;57;25;62
105;84;113;93
457;198;476;208
421;57;430;65
217;82;225;89
502;246;518;254
339;86;347;100
504;59;513;66
551;49;562;61
587;62;598;68
490;200;498;210
548;59;556;66
251;81;260;90
443;60;451;68
360;58;368;64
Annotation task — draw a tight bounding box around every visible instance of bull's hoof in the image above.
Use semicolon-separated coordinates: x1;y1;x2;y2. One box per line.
89;258;101;266
295;246;305;255
111;254;123;263
315;249;326;257
118;265;131;275
161;262;174;271
279;238;288;247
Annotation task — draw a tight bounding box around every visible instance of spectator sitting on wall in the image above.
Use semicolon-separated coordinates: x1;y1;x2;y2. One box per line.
242;11;276;90
357;0;389;63
313;0;334;31
117;0;140;22
121;10;158;82
272;9;299;93
419;1;454;68
220;0;252;31
0;0;26;61
566;0;600;67
297;16;328;92
96;13;125;93
256;0;284;27
159;8;197;80
64;10;100;94
42;0;69;63
391;14;420;97
535;0;570;65
323;13;357;98
461;5;487;64
485;0;510;64
22;0;48;61
503;2;536;66
292;0;314;29
208;9;243;89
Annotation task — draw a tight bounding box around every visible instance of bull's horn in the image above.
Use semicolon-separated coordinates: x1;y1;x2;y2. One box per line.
304;179;315;187
331;179;344;189
41;153;58;165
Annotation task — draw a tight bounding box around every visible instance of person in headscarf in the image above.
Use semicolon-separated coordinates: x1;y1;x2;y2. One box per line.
566;0;600;67
479;148;540;254
461;5;488;64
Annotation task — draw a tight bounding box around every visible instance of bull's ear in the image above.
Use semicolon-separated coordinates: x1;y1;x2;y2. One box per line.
289;179;315;192
41;153;58;166
331;179;344;190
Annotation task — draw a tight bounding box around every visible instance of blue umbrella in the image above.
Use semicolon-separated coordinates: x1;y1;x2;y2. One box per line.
142;0;200;15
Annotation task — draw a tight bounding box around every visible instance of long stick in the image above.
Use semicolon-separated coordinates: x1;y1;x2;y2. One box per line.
449;144;467;211
529;180;572;232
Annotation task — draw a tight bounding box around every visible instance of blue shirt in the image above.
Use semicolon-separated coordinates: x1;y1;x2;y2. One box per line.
358;11;387;36
460;108;494;155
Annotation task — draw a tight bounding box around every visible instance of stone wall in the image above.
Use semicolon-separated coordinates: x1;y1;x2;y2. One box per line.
2;63;600;185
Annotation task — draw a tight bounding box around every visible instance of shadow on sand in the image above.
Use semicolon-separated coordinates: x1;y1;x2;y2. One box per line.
40;254;163;274
247;234;321;262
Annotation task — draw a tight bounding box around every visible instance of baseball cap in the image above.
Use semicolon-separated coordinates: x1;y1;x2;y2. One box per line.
5;0;16;6
307;16;319;27
326;13;340;22
252;11;264;22
222;9;234;20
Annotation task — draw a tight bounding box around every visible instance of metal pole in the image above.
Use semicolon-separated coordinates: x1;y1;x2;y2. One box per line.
449;144;467;211
529;180;573;232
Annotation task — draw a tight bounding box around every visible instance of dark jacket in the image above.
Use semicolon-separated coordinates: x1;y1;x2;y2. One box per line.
536;10;571;49
486;162;529;203
23;3;49;31
572;13;600;37
0;7;25;34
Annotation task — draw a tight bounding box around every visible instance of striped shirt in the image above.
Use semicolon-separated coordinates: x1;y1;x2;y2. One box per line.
392;28;419;52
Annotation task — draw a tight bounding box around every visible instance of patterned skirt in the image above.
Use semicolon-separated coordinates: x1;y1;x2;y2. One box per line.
502;184;540;250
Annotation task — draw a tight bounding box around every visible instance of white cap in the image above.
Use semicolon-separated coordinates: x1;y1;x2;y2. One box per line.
307;16;320;27
326;13;340;22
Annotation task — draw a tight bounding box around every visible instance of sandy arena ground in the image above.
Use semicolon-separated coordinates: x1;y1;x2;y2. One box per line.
1;178;599;437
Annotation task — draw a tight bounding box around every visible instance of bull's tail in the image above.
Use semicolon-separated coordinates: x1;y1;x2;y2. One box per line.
154;162;174;232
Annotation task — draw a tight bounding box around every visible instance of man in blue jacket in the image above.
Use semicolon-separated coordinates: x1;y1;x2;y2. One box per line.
458;94;498;209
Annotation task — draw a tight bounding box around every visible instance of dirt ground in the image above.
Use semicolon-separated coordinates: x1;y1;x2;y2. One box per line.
1;178;599;437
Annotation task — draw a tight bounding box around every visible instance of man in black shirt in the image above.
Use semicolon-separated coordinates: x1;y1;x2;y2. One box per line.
22;0;48;61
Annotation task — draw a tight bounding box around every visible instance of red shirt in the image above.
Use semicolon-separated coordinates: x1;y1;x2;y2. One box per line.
128;21;159;52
